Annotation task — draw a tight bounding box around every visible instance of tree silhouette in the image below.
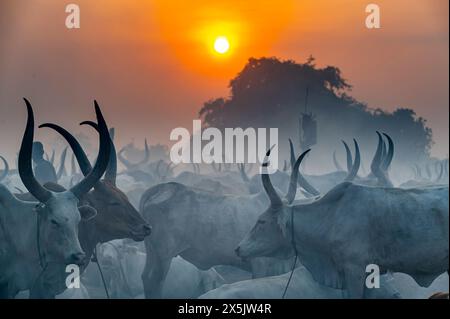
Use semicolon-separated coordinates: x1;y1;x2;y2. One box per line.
199;57;433;173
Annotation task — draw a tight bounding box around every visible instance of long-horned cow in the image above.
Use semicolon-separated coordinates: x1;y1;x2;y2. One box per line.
0;98;110;298
139;149;312;298
16;119;152;298
236;148;449;298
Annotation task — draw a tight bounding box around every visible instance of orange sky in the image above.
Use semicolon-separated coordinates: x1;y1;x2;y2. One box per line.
0;0;448;161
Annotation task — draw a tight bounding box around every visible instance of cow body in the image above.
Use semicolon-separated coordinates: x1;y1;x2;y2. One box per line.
237;182;449;298
140;182;276;298
0;185;86;298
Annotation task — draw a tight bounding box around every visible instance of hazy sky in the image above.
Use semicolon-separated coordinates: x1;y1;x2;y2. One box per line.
0;0;448;163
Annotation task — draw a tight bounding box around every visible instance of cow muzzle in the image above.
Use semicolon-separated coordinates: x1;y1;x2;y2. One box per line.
67;252;87;266
130;223;152;241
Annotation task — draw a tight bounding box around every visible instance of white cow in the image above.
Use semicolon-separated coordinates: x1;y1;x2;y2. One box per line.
236;149;449;298
0;99;110;298
139;150;327;298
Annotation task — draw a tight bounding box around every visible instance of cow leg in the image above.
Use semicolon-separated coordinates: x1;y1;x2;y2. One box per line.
344;265;366;299
142;243;172;299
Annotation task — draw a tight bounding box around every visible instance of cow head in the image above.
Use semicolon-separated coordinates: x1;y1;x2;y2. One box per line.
40;121;152;244
34;192;96;265
87;181;151;242
20;98;110;265
235;148;310;260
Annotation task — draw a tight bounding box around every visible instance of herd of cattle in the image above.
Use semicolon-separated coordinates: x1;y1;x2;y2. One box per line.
0;99;448;299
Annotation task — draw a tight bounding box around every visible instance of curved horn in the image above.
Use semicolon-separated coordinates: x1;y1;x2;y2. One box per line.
71;154;78;176
50;149;55;165
289;140;319;196
344;139;360;182
370;131;384;176
0;155;9;182
19;99;52;203
69;101;111;199
297;174;320;196
56;147;68;180
342;140;353;173
80;121;117;185
333;151;343;171
286;149;311;204
288;139;296;169
39;124;93;175
261;146;282;208
381;133;394;171
117;139;149;169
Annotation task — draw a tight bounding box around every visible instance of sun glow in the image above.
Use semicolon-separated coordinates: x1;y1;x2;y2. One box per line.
214;36;230;54
151;1;296;77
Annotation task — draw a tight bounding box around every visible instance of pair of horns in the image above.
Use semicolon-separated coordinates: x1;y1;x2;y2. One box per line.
370;132;394;174
290;138;360;196
40;122;117;186
118;140;150;169
262;146;311;207
18;99;111;203
333;140;361;174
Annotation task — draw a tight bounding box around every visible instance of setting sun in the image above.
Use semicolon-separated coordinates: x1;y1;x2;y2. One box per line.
214;36;230;54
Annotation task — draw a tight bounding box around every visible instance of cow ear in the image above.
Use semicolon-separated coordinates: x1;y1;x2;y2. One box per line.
79;205;97;221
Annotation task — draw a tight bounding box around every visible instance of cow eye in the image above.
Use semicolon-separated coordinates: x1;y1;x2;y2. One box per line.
258;220;266;225
109;202;120;206
51;219;60;227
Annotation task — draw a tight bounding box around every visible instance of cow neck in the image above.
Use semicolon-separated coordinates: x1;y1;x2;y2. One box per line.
282;206;298;299
284;203;315;250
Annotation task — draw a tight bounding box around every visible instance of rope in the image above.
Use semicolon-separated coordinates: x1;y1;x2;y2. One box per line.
36;209;45;268
31;207;49;294
93;246;110;299
282;207;298;299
